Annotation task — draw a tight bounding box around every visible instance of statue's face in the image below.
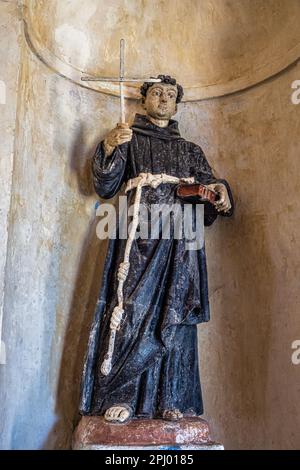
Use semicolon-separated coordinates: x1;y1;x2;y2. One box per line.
143;83;178;120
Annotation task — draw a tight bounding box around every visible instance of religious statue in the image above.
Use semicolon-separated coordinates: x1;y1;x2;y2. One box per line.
79;74;234;424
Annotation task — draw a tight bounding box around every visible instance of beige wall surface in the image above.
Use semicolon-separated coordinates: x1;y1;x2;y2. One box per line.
198;62;300;450
0;1;21;365
24;0;300;99
0;0;300;449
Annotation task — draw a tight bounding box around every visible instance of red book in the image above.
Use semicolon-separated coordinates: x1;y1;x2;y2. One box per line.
176;183;218;204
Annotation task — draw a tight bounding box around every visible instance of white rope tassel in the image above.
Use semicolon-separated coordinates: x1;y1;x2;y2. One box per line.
100;173;194;376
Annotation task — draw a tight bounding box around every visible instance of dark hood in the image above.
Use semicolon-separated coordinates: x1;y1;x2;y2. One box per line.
131;113;183;141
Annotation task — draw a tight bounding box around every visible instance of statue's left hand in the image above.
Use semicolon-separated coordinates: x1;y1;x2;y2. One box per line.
206;183;231;213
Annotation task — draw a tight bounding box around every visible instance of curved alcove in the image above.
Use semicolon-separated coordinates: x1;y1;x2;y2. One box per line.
23;0;300;100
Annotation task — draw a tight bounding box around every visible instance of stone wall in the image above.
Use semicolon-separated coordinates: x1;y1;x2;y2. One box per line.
0;0;299;449
0;0;21;366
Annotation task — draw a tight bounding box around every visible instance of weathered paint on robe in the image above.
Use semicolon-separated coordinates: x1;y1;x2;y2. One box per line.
80;114;234;417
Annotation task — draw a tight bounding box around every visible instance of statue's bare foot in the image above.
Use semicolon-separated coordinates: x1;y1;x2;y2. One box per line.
104;405;132;423
162;409;183;421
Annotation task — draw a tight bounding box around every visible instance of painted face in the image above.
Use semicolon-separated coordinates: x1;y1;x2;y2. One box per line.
144;83;178;120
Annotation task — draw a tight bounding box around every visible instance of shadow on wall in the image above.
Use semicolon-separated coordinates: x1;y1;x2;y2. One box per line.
212;209;274;447
41;96;142;450
42;125;108;449
68;123;95;198
201;92;276;449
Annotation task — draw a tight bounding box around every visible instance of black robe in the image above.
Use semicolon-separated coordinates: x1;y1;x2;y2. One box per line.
80;114;233;418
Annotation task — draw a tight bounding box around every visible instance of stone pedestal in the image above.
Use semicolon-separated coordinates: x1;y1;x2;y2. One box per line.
73;416;223;450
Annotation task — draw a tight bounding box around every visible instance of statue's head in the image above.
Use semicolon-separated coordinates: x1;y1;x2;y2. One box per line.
140;75;184;120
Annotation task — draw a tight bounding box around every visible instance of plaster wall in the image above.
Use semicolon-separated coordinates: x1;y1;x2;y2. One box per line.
0;0;299;450
198;63;300;450
0;1;21;364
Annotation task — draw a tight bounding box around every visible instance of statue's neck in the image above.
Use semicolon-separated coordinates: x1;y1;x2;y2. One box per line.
147;115;169;128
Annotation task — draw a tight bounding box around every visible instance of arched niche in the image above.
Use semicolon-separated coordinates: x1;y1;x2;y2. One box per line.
23;0;300;100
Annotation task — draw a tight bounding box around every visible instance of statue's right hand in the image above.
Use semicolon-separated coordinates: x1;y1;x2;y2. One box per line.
104;123;133;150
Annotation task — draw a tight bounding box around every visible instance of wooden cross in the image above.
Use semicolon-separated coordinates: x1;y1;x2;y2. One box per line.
81;39;161;123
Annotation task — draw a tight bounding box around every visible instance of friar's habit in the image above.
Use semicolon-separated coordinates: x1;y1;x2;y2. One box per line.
79;113;234;418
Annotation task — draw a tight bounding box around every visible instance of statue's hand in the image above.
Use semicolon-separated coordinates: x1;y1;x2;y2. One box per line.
206;183;231;213
103;123;133;156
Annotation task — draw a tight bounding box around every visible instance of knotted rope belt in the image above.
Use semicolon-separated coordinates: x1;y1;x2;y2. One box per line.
101;172;195;376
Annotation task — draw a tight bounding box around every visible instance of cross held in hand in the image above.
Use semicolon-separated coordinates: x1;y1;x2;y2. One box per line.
81;39;161;123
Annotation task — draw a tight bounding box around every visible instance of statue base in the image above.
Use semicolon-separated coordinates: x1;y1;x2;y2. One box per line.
72;416;223;450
